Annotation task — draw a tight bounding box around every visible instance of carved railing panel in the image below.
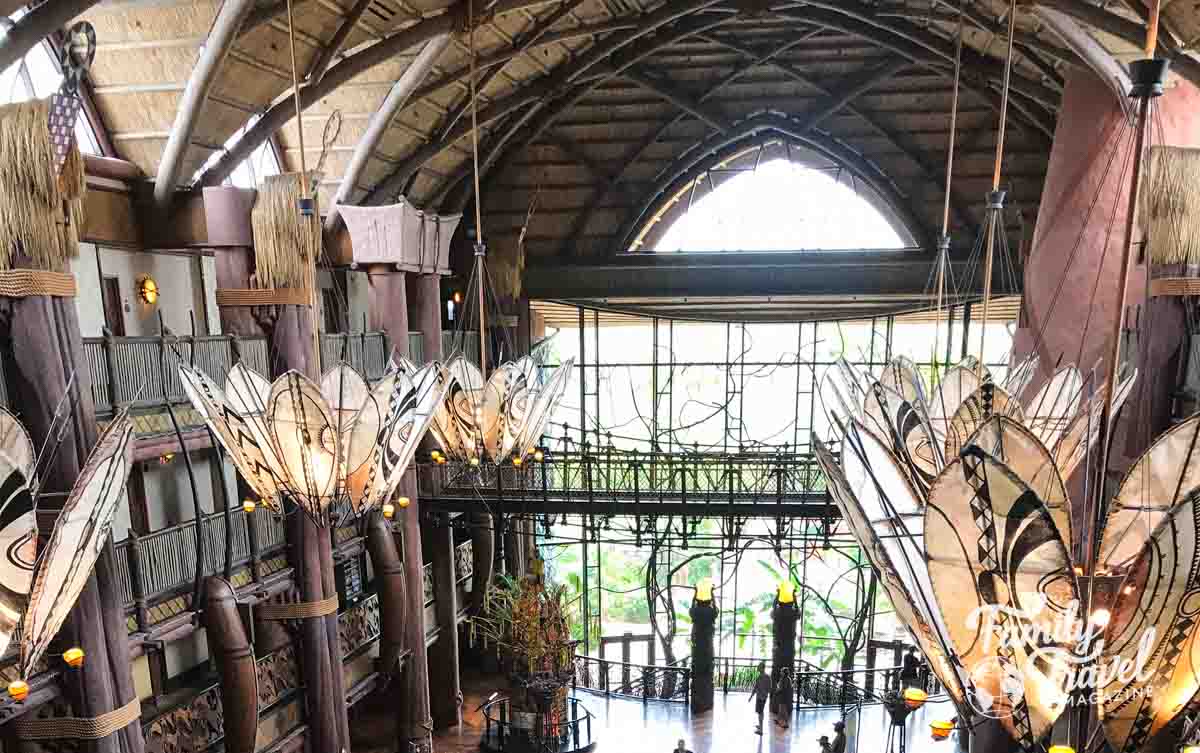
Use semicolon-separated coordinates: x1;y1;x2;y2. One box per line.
338;594;382;657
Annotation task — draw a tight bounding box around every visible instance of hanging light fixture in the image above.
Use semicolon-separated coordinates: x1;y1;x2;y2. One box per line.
179;360;450;526
400;1;572;472
930;720;954;741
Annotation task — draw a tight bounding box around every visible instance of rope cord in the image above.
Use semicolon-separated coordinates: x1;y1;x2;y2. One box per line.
976;0;1020;372
256;595;340;620
15;696;141;740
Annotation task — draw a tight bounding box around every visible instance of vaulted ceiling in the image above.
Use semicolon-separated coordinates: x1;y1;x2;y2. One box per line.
66;0;1200;260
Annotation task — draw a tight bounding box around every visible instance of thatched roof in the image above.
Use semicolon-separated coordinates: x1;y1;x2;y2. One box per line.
66;0;1197;259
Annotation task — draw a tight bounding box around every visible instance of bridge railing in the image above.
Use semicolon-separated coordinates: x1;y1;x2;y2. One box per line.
425;446;834;509
573;654;690;703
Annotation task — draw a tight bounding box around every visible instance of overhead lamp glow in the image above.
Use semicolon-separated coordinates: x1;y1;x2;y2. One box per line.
242;499;256;514
63;647;85;668
137;275;158;304
1182;746;1200;753
903;687;928;710
534;448;544;462
695;578;713;603
7;680;27;701
397;496;410;509
1090;609;1111;628
382;502;395;519
1047;746;1075;753
930;720;954;740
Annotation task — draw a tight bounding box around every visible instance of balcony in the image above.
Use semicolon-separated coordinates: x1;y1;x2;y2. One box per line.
81;331;432;419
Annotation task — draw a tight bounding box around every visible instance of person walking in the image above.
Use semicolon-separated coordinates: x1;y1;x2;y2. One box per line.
774;667;793;729
749;661;771;735
819;720;846;753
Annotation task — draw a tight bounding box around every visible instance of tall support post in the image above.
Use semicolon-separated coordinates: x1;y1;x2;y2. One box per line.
689;594;718;713
211;240;348;753
771;594;799;711
368;265;434;752
426;513;462;728
1;291;143;753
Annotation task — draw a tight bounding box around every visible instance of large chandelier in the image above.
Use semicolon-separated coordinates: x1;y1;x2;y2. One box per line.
0;409;133;695
179;359;449;525
815;354;1165;751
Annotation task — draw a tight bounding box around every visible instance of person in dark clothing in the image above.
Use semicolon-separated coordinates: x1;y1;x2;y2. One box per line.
819;720;847;753
899;647;920;689
749;661;770;735
773;667;793;728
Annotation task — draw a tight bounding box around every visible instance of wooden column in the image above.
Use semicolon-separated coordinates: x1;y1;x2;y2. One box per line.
212;244;349;753
1;292;142;753
368;266;433;752
425;514;461;729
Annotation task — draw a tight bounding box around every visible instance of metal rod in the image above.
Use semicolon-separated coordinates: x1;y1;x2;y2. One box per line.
977;0;1019;372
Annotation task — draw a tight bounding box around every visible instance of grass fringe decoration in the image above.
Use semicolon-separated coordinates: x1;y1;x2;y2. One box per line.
1141;145;1200;266
250;172;320;289
0;99;84;272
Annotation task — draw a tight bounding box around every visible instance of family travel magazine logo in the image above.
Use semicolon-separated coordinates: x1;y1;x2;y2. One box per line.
963;597;1155;719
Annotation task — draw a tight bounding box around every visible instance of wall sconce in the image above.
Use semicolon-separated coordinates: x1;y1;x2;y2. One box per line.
137;275;159;304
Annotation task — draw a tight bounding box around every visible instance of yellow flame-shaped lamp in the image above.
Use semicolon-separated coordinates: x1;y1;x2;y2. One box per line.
431;450;441;462
695;577;714;603
7;680;28;701
397;496;410;509
242;499;256;513
930;720;954;741
903;687;928;710
137;275;158;304
777;581;795;604
382;502;395;519
512;455;523;466
1047;747;1075;753
63;647;85;668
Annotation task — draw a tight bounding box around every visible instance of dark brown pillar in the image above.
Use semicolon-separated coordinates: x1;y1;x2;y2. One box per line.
426;515;461;728
212;244;349;753
368;266;434;752
2;293;142;753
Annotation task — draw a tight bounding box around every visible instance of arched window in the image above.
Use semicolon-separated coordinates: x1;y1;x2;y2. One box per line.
0;26;100;154
636;139;916;252
213;115;282;189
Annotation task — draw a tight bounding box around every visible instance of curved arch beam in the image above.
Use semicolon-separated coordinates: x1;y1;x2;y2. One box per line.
155;0;257;207
612;113;935;254
0;0;101;74
324;32;451;230
362;0;728;205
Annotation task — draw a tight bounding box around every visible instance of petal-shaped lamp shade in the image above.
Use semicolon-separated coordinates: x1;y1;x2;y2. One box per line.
943;384;1025;462
1100;489;1200;752
925;447;1078;750
20;413;133;679
0;409;37;660
1023;366;1083;451
181;361;449;525
1099;413;1200;571
814;437;967;707
967;416;1073;554
428;354;573;465
925;365;986;459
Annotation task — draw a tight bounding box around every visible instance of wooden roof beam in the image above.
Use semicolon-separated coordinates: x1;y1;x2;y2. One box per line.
556;33;822;256
197;0;553;188
435;0;589;145
154;0;256;208
699;33;976;234
1033;0;1200;89
325;31;451;230
622;68;731;131
306;0;374;85
1031;6;1130;100
0;0;102;74
362;0;728;205
791;55;908;132
610;113;935;254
